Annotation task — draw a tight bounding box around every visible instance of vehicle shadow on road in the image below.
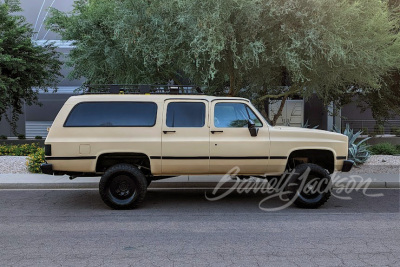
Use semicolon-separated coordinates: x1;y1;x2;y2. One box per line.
142;188;399;214
0;189;398;216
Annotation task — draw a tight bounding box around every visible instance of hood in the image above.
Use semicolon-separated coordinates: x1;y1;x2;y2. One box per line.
272;126;348;142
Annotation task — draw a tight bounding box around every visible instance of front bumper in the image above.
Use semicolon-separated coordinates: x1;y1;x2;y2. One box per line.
40;163;54;175
341;160;354;172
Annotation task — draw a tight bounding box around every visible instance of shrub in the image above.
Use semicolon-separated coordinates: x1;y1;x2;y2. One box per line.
17;134;25;140
391;127;400;137
26;148;45;173
374;124;385;135
396;144;400;153
0;143;41;156
34;136;42;140
0;135;7;140
333;124;371;165
361;127;369;136
370;143;398;155
301;119;319;129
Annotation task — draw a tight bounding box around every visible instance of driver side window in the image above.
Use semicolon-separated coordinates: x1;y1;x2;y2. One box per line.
214;103;262;128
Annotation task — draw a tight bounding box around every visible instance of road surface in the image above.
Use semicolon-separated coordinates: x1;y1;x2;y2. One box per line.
0;188;399;266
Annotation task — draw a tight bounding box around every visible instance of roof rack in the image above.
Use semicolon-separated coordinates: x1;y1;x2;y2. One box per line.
83;84;204;95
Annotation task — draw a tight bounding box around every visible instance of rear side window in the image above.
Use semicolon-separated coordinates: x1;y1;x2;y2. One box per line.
64;102;157;127
166;102;205;127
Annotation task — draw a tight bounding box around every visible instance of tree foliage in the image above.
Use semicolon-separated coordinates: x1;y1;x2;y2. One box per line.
358;0;400;121
0;0;62;133
47;0;400;124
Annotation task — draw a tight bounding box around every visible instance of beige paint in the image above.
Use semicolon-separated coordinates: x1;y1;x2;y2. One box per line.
45;94;348;176
209;100;270;174
161;99;210;174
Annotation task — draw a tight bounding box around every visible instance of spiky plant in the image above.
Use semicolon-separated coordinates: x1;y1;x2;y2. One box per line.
333;124;371;165
301;119;319;129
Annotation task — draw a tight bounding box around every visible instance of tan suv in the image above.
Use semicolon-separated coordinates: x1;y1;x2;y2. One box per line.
41;85;353;209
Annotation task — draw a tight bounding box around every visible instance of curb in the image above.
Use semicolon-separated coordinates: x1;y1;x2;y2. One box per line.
0;173;399;190
0;181;398;190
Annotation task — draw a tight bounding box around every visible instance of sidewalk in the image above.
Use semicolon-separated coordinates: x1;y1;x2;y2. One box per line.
0;173;399;190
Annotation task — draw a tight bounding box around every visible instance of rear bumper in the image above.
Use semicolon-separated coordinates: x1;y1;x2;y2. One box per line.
40;163;54;175
341;160;354;172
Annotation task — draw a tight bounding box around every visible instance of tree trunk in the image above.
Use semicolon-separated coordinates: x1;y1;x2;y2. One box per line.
271;95;288;126
228;68;235;96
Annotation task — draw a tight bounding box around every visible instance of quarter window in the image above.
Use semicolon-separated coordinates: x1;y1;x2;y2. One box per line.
166;102;205;127
64;102;157;127
214;103;262;128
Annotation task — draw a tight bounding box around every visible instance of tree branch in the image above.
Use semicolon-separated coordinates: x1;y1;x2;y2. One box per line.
259;86;301;101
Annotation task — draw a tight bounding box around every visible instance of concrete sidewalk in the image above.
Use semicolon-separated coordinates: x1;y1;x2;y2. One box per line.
0;173;399;190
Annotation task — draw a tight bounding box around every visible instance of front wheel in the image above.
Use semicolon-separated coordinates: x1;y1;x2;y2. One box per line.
284;163;332;209
99;164;147;210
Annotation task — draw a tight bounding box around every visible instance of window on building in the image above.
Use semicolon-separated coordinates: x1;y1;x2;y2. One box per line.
166;102;205;127
64;102;157;127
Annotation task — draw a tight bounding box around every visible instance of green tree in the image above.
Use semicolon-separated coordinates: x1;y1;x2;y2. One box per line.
0;0;62;133
46;0;176;85
357;0;400;122
48;0;400;125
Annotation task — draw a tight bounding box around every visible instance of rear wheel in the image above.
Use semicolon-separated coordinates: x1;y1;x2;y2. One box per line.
284;163;332;209
99;164;147;209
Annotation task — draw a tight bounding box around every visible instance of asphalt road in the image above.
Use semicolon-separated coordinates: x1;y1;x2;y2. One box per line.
0;188;399;267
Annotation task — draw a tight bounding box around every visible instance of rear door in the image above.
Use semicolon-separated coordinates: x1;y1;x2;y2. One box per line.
161;99;210;174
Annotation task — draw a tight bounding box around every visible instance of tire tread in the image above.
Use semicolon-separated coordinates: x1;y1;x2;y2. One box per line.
285;163;331;209
99;163;147;210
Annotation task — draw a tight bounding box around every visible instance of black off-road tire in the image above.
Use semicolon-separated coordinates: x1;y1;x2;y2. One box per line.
284;163;332;209
99;164;147;210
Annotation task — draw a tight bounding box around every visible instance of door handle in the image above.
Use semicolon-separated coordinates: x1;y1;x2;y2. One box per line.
163;130;176;134
211;130;224;134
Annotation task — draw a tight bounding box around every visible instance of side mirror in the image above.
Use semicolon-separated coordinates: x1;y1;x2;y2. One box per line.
248;120;259;137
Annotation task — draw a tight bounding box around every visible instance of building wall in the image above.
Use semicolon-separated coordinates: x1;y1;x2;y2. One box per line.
341;98;400;134
25;94;74;121
0;109;25;137
341;100;374;121
18;0;74;41
304;95;327;130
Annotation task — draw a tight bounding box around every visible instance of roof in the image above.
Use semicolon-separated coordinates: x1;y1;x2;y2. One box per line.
66;94;250;104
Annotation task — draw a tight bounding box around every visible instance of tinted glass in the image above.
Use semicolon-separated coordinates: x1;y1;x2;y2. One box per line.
214;103;262;128
166;102;205;127
64;102;157;127
246;106;262;127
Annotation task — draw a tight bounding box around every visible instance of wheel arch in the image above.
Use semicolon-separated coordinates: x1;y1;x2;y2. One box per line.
96;152;152;175
286;149;335;173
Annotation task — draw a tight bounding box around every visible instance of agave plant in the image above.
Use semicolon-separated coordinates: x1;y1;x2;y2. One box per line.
333;124;371;165
301;119;319;129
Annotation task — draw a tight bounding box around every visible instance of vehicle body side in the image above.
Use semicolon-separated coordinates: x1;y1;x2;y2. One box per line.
44;95;349;177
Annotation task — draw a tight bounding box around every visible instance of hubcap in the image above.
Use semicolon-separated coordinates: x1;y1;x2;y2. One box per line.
109;175;136;200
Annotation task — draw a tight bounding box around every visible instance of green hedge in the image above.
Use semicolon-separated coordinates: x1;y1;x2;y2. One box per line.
0;143;41;156
26;148;45;173
370;143;400;155
0;144;45;173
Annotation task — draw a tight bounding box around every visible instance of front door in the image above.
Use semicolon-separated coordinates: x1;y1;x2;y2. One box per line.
210;101;270;175
161;99;209;174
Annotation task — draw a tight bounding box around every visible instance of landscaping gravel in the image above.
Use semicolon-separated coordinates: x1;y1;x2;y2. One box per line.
349;155;400;174
0;155;399;175
0;156;29;174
